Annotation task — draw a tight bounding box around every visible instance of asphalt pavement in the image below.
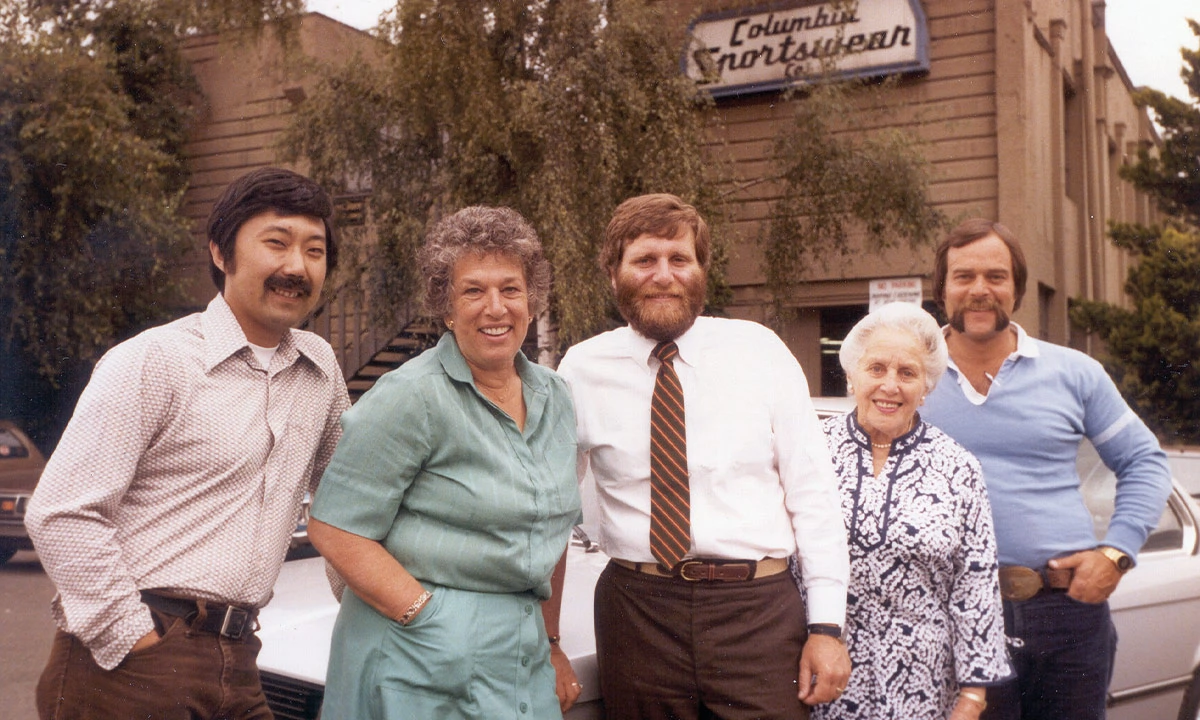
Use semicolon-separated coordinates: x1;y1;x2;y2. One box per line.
1;550;56;720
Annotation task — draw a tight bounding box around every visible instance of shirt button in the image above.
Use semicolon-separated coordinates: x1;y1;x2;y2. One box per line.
520;702;529;713
521;656;530;667
525;604;533;615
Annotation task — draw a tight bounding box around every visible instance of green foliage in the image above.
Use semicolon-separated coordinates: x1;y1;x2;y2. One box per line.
0;0;301;444
760;79;946;307
1074;19;1200;443
1070;228;1200;443
1120;19;1200;225
283;0;943;346
0;4;195;383
281;0;727;348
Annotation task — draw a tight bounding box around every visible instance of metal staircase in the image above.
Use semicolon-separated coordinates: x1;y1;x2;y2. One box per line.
303;282;440;404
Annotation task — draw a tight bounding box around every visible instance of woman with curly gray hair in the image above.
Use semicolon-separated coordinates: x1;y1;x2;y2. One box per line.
310;206;583;719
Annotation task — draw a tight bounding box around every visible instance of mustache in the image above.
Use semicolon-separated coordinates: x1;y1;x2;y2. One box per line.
963;299;1002;312
264;273;313;297
949;299;1011;333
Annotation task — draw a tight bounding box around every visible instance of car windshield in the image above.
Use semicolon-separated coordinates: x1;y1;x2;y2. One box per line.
0;429;30;459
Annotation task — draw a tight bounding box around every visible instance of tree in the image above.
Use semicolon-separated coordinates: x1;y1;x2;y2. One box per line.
283;1;946;359
759;79;946;309
282;0;725;352
1070;19;1200;443
1071;225;1200;443
1120;19;1200;225
0;0;301;445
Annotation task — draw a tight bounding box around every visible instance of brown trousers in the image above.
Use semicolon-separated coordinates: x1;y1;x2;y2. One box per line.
595;561;810;720
36;611;273;720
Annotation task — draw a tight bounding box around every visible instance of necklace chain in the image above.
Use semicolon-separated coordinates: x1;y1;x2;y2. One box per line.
869;416;914;451
478;375;519;403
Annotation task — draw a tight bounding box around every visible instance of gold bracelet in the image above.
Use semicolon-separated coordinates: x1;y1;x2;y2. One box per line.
959;689;987;711
398;590;432;625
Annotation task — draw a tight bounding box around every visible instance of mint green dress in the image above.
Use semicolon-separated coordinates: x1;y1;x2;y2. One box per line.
312;333;581;720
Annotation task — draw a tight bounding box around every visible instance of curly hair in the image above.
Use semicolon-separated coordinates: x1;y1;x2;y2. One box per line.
418;206;551;321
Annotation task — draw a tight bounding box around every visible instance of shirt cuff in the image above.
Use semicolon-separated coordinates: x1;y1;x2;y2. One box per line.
803;585;847;627
88;603;157;671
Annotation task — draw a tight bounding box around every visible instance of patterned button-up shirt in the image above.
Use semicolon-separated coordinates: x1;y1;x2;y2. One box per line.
26;294;349;669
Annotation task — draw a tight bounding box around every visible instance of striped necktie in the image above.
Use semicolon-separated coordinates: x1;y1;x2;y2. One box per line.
649;340;690;569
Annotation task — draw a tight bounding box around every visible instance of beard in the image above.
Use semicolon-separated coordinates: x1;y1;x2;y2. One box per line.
949;299;1011;334
614;271;707;342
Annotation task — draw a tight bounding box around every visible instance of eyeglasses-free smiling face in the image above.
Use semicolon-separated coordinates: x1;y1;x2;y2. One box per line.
445;252;532;375
849;326;928;446
211;210;328;347
943;233;1017;341
611;230;707;342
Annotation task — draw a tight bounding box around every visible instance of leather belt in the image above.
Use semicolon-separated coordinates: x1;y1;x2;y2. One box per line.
140;591;259;640
998;566;1074;601
612;557;789;582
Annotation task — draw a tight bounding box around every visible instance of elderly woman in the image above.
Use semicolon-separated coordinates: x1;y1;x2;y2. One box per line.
814;302;1011;720
308;206;583;719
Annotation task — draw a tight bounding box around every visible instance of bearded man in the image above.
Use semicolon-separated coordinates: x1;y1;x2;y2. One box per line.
556;193;851;720
921;218;1171;720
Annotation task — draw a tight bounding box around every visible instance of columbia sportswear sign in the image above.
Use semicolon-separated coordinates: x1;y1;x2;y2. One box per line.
684;0;930;97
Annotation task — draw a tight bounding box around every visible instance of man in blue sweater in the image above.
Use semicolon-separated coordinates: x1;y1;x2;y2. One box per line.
921;218;1171;720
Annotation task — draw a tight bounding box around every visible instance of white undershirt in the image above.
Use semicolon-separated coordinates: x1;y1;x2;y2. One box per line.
248;342;278;370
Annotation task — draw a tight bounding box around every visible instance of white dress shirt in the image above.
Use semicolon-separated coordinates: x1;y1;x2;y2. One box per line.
557;316;849;624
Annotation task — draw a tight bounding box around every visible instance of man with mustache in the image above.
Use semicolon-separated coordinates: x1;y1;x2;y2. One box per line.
557;194;850;719
921;218;1171;720
26;167;350;719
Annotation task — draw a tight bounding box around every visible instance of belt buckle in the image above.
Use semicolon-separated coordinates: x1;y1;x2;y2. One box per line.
999;566;1044;601
677;560;706;582
219;606;253;639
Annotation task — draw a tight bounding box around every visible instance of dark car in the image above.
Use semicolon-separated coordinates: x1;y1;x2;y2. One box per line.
0;421;46;565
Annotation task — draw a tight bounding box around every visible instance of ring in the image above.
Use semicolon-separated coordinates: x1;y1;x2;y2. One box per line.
571;682;582;689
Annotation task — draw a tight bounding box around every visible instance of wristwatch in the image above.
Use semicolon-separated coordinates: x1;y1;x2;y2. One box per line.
807;623;843;640
1097;545;1134;573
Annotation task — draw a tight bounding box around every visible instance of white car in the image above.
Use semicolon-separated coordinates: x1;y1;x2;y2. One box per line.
254;398;1200;719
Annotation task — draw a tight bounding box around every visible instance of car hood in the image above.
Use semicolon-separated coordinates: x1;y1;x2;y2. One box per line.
256;544;612;704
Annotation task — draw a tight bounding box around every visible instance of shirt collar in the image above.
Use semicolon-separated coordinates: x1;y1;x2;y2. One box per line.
200;294;304;374
845;410;925;454
943;321;1040;374
435;332;546;391
627;318;704;369
1011;322;1040;358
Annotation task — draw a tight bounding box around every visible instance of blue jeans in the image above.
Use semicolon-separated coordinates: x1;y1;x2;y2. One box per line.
984;593;1118;720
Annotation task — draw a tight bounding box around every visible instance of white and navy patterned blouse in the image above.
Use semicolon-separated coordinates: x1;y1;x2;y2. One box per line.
812;412;1012;720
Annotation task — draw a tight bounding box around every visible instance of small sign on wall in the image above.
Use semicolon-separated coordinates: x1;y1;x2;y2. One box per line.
869;277;923;312
684;0;930;98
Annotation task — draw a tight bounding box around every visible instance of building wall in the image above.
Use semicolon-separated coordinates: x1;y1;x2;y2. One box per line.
173;3;1158;395
680;0;1159;394
177;14;378;308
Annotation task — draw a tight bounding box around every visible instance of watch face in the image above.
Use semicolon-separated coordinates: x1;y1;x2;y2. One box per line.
1102;547;1132;571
